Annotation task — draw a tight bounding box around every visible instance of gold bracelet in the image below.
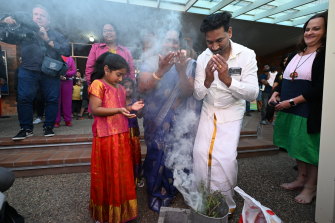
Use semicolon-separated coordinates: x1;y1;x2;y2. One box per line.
152;72;161;80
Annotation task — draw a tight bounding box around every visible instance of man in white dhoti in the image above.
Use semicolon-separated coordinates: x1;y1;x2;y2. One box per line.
193;11;259;216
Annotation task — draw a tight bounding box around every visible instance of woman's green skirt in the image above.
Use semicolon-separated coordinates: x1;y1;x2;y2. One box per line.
274;112;320;166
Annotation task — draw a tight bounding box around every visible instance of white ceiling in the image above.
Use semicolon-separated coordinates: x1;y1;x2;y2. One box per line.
105;0;328;27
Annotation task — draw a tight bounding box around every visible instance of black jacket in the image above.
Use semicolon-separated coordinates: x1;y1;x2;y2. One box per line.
1;25;70;72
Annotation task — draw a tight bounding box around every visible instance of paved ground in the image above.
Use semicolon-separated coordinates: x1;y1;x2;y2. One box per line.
0;115;94;138
1;112;316;222
3;152;316;223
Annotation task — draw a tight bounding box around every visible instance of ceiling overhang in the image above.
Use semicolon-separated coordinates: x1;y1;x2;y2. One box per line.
105;0;328;27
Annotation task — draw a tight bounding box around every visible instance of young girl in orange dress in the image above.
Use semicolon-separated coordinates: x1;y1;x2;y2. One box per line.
88;52;144;223
121;78;144;187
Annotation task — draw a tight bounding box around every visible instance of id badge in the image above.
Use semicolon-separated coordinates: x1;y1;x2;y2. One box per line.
228;67;242;76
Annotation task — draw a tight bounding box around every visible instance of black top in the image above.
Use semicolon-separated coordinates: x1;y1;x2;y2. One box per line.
277;49;325;134
260;73;272;94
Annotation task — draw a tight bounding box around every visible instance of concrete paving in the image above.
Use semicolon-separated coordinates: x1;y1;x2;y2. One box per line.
0;112;316;222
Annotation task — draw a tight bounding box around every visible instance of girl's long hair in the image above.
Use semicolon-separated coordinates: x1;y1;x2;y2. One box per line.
91;52;129;83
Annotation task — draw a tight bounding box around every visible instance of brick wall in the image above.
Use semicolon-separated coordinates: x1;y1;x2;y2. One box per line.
0;42;18;116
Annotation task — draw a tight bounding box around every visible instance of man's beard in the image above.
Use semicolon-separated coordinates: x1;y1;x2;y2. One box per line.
210;42;231;56
211;48;224;55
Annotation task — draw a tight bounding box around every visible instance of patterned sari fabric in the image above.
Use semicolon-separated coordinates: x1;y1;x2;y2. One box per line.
140;58;201;212
89;80;138;222
90;134;138;223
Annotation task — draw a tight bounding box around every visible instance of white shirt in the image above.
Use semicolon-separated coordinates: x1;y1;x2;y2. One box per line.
268;71;277;87
194;40;259;124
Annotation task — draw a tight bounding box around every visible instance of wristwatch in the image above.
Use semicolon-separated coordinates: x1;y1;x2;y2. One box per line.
289;99;296;107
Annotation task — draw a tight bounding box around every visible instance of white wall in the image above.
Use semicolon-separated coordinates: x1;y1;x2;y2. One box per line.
315;0;335;222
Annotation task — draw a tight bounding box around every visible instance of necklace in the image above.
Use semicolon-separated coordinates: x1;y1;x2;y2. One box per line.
289;52;316;81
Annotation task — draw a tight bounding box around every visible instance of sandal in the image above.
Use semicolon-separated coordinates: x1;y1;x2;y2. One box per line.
294;185;316;204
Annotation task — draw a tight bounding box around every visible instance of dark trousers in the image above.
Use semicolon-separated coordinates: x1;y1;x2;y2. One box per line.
261;92;270;121
17;67;60;130
266;104;275;121
246;101;250;112
72;100;82;114
33;92;45;117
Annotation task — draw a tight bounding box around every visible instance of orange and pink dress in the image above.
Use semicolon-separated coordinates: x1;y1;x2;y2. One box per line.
88;79;138;223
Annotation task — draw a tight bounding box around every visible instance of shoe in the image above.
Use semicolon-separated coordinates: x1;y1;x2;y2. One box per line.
136;178;145;188
76;116;84;120
12;129;33;141
65;121;72;126
33;117;42;125
54;123;60;128
44;126;55;137
245;112;251;116
260;120;269;125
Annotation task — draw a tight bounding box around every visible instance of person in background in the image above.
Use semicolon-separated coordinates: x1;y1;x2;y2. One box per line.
269;11;327;204
192;11;258;216
183;37;198;60
88;52;144;223
85;23;135;85
260;65;272;125
54;56;76;127
272;53;291;93
245;101;251;116
72;79;82;119
266;65;285;125
140;30;156;60
0;48;6;99
77;78;89;120
1;4;70;140
264;66;279;123
122;78;144;187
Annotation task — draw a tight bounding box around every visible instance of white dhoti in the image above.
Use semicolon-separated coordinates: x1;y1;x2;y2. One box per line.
193;111;242;212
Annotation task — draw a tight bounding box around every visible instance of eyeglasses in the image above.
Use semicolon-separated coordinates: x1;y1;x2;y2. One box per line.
103;29;115;33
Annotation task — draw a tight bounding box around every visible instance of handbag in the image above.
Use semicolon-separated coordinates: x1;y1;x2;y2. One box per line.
41;56;68;77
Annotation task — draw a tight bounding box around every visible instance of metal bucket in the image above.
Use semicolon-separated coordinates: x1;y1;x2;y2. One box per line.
188;200;229;223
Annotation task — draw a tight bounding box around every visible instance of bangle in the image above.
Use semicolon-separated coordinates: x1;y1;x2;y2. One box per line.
152;72;161;80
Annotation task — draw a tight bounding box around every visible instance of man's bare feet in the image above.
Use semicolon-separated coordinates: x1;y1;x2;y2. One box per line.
294;185;316;204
